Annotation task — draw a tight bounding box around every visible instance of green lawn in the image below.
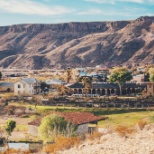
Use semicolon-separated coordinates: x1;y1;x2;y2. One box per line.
99;110;154;127
10;102;154;128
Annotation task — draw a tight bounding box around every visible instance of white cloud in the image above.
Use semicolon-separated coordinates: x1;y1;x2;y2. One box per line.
84;0;115;4
0;0;74;15
78;9;103;15
84;0;145;4
148;0;154;3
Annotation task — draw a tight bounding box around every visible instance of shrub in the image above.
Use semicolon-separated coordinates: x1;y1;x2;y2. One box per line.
115;126;135;137
2;148;30;154
85;131;103;141
137;120;147;130
43;136;81;153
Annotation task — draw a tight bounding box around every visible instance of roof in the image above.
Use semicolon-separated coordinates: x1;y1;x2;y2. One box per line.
0;82;14;87
59;112;107;125
21;78;39;84
68;82;84;88
28;112;107;126
68;82;146;89
45;79;65;85
79;72;87;76
28;118;41;126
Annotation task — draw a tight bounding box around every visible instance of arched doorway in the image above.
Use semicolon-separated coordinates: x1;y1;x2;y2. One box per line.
107;89;110;95
74;89;77;94
122;88;127;95
102;89;105;95
111;89;115;95
88;89;91;94
79;89;82;94
132;88;136;94
92;89;96;94
97;89;101;95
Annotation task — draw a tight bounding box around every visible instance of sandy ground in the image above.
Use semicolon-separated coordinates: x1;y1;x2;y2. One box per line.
0;115;32;140
0;115;31;125
59;124;154;154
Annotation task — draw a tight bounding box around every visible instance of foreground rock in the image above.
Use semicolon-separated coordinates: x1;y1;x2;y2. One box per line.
59;124;154;154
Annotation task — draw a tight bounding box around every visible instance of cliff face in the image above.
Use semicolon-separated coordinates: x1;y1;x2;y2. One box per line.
0;16;154;69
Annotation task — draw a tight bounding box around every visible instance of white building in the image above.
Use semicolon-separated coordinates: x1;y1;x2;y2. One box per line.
14;78;41;95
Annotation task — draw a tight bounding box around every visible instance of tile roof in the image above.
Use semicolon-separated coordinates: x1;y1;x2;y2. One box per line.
21;78;39;84
68;82;146;89
0;82;14;87
59;112;107;125
28;112;107;126
28;118;41;126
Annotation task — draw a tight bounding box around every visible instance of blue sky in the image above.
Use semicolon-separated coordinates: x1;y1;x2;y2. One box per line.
0;0;154;26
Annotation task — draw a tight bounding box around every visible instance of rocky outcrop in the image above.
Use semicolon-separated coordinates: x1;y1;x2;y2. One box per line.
0;16;154;69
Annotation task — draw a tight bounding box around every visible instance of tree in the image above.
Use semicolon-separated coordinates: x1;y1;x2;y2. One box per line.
150;74;154;82
149;68;154;82
5;120;16;152
0;72;2;80
66;67;72;83
57;85;73;96
32;95;43;109
38;114;76;142
109;68;132;95
81;77;92;89
5;120;16;138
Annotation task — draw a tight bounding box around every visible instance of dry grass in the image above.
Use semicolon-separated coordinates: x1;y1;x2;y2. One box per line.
137;120;147;130
1;148;30;154
85;131;103;141
115;126;136;137
43;136;81;153
43;131;103;153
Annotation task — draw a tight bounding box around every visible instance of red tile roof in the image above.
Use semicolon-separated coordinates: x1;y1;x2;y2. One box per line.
28;112;107;126
59;112;107;125
28;118;41;126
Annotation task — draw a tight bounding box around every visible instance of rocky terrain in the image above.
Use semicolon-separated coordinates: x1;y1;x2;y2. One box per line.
59;124;154;154
0;16;154;69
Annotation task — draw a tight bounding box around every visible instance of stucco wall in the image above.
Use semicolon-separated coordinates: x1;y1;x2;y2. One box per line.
14;81;34;95
147;83;154;96
77;123;89;135
0;86;14;92
28;125;38;137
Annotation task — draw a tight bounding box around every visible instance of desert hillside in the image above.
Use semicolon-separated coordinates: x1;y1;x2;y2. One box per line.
0;16;154;69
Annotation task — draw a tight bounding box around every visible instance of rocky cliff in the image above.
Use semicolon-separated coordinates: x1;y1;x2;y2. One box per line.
0;16;154;69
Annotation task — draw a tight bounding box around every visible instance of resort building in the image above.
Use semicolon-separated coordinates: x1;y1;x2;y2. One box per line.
14;78;41;95
67;82;146;96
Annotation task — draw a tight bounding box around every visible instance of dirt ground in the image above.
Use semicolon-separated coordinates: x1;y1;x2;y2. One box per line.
0;115;32;140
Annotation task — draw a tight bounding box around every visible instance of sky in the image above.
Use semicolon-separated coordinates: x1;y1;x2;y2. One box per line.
0;0;154;26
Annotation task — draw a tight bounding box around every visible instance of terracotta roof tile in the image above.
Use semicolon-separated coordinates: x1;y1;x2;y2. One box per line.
28;118;41;126
59;112;107;125
28;112;107;126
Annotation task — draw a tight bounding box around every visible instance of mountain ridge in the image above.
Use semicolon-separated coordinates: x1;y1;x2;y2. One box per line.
0;16;154;69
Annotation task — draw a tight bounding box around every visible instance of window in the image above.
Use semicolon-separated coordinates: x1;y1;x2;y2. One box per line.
18;84;21;88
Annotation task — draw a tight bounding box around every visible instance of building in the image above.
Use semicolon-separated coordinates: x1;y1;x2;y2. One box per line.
28;112;107;137
147;82;154;96
45;79;65;86
14;78;41;95
67;82;146;96
0;82;14;92
131;74;145;83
